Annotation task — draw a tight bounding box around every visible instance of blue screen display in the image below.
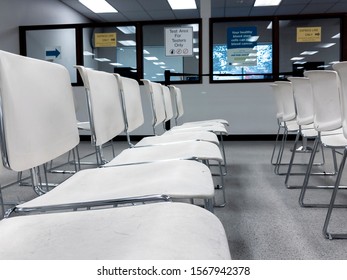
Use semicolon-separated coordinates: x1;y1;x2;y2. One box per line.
212;43;272;80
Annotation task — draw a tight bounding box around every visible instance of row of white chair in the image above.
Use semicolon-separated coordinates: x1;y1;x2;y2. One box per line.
74;66;227;208
271;66;347;240
0;50;231;259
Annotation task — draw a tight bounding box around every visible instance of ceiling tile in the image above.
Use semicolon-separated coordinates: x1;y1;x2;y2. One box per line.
225;7;253;17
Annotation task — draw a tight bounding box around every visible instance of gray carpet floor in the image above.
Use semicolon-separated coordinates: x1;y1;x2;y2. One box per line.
1;140;347;260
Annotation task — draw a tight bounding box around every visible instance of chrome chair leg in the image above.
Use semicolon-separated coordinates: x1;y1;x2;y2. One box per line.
214;161;226;208
299;139;344;208
0;186;4;218
274;128;288;175
323;148;347;239
271;123;283;165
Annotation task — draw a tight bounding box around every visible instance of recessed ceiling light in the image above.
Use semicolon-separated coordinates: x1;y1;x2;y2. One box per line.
317;43;336;48
291;57;305;61
94;58;111;62
116;26;136;34
118;40;136;46
300;51;318;55
332;33;340;39
254;0;282;7
267;22;273;29
167;0;197;10
79;0;118;13
109;63;123;66
144;57;159;61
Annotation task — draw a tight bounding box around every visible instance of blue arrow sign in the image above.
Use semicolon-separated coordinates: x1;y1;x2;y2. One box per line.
45;48;61;58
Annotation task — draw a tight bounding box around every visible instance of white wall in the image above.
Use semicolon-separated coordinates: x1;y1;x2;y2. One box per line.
0;0;278;136
0;0;90;53
177;82;277;135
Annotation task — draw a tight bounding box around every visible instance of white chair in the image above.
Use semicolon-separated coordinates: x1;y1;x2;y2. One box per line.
169;85;229;127
143;80;228;175
117;75;220;148
323;62;347;239
270;83;286;166
0;202;231;259
0;50;231;259
0;52;215;213
0;51;80;196
162;84;228;170
143;80;228;136
75;66;219;210
284;77;328;188
270;81;300;175
299;70;344;208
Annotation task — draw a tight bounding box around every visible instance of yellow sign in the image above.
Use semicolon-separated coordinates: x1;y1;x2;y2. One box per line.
94;33;117;47
297;27;321;42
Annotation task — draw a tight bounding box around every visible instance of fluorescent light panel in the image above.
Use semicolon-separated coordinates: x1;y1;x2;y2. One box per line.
317;43;336;48
300;51;318;55
117;26;135;34
167;0;197;10
144;56;159;61
79;0;118;13
118;40;136;46
94;58;111;62
254;0;281;7
291;57;305;61
109;63;123;66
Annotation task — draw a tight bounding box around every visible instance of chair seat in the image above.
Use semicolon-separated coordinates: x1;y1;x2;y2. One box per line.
77;121;90;130
285;120;299;131
301;128;317;138
106;141;223;165
0;202;231;260
183;119;229;126
136;131;219;146
321;132;347;148
17;160;214;210
168;124;228;135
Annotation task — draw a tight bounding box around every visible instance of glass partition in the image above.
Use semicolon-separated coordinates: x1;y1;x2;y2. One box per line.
142;22;200;82
26;28;77;83
83;25;137;79
211;20;273;82
279;18;340;77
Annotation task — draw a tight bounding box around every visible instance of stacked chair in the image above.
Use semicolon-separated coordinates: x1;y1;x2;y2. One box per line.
323;62;347;239
296;71;342;208
140;80;229;178
0;50;231;259
75;66;226;207
284;77;333;189
271;69;347;240
270;81;300;175
168;85;229;127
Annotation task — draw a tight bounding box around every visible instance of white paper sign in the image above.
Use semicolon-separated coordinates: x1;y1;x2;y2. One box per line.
165;27;193;56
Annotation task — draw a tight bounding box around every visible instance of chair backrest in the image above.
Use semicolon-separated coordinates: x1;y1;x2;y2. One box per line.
304;70;342;132
142;79;166;132
274;81;296;122
332;62;347;138
75;66;125;146
0;51;79;172
161;85;174;122
116;75;144;133
287;77;314;126
169;85;184;120
269;84;284;121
